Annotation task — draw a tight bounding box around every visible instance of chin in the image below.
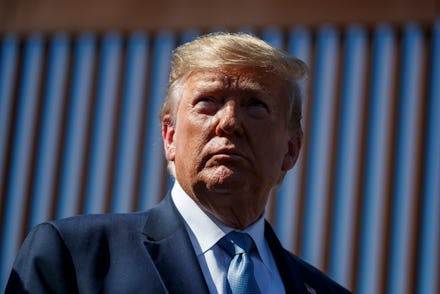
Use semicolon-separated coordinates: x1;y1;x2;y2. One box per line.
202;166;247;192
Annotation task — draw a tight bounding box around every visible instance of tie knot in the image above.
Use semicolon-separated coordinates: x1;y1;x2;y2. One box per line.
218;231;255;256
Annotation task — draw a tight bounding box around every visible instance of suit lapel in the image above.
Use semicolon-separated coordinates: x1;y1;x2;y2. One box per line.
142;194;209;293
142;195;311;293
264;221;308;293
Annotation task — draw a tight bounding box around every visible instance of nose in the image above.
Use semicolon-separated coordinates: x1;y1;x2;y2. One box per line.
215;101;244;136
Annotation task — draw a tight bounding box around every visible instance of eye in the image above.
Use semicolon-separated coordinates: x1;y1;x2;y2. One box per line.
195;96;218;106
245;98;269;117
193;96;221;114
197;97;215;103
247;99;267;108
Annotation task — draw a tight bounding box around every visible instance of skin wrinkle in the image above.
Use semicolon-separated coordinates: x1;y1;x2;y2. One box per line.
163;67;294;128
162;67;301;229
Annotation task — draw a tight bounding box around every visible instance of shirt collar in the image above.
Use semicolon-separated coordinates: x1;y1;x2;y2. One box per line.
171;180;273;270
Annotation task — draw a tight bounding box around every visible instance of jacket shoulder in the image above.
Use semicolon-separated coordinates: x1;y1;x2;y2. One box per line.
43;212;150;254
7;210;168;293
264;222;351;293
283;250;351;293
49;211;150;233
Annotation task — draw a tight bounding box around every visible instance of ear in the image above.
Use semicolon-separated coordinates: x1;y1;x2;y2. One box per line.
162;115;176;161
281;129;302;172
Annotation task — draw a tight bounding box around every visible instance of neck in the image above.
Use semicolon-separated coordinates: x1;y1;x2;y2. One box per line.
192;190;267;230
175;179;272;229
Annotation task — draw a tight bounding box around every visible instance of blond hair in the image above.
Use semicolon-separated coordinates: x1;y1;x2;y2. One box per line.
160;32;308;130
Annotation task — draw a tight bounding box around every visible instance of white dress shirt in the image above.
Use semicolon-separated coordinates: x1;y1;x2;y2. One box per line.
171;180;285;294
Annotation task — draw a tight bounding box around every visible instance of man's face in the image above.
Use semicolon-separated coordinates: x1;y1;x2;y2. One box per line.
162;67;301;225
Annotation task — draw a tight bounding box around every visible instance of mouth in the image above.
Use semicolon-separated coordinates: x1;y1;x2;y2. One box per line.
212;147;242;156
208;148;248;163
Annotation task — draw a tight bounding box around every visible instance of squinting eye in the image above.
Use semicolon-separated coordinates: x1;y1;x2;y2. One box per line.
194;97;220;114
247;99;268;110
195;97;217;106
248;100;265;107
244;98;270;117
197;97;214;103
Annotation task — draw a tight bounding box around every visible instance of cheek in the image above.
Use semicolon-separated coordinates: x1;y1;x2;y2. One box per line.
175;120;209;160
254;129;289;166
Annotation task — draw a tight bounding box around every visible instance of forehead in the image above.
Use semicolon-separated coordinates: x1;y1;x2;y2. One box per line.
183;68;289;97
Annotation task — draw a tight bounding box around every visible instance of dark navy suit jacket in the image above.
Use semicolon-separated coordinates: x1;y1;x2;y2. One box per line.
6;195;350;293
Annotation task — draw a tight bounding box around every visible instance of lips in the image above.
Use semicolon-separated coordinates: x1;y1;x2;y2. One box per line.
212;148;241;156
207;147;249;164
202;138;250;166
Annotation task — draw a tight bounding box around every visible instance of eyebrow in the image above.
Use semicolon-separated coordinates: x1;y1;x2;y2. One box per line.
192;77;271;97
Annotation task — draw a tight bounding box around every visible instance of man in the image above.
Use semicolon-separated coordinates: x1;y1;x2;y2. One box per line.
7;32;350;293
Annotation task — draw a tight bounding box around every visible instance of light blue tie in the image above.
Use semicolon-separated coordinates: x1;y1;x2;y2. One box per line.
218;231;261;294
